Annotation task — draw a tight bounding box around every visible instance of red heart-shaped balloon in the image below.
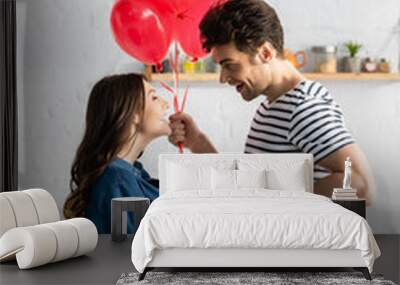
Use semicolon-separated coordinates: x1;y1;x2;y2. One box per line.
110;0;172;65
172;0;219;59
111;0;222;63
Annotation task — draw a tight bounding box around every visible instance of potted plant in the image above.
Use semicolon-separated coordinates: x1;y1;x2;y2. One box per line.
344;41;363;73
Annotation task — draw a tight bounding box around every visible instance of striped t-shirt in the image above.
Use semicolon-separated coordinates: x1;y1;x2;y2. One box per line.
244;80;355;180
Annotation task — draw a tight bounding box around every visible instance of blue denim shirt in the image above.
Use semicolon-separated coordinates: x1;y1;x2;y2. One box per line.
86;159;158;234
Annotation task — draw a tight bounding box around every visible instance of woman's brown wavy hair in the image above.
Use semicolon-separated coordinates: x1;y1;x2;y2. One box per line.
63;73;146;218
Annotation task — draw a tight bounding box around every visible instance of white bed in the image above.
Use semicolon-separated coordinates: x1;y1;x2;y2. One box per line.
131;154;380;280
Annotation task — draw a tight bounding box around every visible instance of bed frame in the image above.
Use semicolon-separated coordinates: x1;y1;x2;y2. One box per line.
140;248;371;280
138;154;372;281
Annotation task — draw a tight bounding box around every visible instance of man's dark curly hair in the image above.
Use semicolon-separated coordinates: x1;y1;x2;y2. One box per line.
200;0;284;57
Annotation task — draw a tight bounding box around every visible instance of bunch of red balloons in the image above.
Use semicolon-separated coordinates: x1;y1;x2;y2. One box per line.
110;0;220;66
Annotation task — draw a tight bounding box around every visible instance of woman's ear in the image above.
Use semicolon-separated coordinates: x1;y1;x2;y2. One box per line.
133;114;141;125
131;114;141;133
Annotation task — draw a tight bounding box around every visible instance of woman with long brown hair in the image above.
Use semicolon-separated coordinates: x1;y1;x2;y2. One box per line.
63;73;170;233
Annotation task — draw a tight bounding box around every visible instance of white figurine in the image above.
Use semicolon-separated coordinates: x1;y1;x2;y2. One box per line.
342;157;352;190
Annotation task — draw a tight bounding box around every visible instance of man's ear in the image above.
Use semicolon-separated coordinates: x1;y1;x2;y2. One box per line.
258;42;276;63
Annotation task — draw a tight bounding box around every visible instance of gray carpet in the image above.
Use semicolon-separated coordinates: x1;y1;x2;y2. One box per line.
116;271;396;285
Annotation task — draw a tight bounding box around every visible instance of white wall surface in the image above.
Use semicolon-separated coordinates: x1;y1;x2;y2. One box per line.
16;0;400;233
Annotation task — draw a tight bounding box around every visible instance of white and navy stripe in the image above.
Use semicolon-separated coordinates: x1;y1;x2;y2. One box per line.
245;80;355;180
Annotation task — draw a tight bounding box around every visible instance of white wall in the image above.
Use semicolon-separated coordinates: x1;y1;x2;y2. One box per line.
16;0;400;233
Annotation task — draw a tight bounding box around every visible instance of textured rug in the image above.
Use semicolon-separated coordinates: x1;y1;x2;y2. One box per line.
116;271;396;285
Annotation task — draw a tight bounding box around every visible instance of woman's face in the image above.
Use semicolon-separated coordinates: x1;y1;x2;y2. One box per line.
139;81;171;139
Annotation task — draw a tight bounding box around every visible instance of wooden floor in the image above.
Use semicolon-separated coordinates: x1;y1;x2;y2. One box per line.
373;235;400;284
0;234;398;284
141;235;399;283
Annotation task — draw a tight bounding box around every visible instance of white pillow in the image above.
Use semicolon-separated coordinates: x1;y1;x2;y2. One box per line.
211;168;236;190
238;159;307;191
211;168;268;190
267;167;306;191
236;169;268;189
166;161;212;191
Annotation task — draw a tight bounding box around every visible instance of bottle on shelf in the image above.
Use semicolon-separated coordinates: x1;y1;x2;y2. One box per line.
378;58;391;73
311;45;337;73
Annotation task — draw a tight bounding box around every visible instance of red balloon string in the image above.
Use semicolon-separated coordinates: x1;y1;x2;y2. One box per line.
173;96;179;114
174;43;180;91
159;43;190;154
168;53;176;73
160;81;175;95
172;44;184;153
181;85;189;113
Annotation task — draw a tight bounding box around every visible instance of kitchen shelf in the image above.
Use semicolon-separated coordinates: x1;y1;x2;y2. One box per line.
148;72;400;82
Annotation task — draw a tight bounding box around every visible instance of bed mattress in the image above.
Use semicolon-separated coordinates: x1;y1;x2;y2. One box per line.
131;190;380;273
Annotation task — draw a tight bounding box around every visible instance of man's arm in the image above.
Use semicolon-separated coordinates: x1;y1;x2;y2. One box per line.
169;112;218;153
314;143;376;206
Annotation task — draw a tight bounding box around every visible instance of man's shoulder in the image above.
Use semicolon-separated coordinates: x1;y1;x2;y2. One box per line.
287;80;337;110
286;80;331;102
253;81;334;119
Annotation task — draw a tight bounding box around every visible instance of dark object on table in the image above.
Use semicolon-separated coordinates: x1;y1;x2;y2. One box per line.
111;197;150;242
332;199;366;218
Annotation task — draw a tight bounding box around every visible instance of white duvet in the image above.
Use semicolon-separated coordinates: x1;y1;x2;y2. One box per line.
131;190;380;273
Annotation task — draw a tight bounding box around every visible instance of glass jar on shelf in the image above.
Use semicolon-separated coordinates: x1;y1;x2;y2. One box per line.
311;46;337;73
195;58;205;73
362;57;378;73
182;56;196;74
204;56;217;73
378;58;391;73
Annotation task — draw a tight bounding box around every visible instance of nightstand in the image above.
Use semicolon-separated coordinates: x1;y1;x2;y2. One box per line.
332;199;366;218
111;197;150;241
